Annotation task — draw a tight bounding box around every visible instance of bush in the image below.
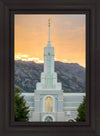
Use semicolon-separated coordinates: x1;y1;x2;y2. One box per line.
75;96;86;121
14;87;30;121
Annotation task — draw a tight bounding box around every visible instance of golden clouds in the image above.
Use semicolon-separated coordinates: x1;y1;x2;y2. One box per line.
15;54;44;63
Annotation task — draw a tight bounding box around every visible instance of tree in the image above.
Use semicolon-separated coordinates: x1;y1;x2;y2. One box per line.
14;87;30;121
75;96;86;122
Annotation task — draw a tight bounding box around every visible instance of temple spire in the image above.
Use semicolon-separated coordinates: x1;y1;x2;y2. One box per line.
48;18;50;27
48;18;51;45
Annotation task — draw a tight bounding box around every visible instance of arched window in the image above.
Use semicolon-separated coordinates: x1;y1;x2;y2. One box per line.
45;116;53;122
45;97;53;112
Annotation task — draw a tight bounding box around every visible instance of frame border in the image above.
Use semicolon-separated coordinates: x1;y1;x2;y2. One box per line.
0;0;99;136
11;10;90;127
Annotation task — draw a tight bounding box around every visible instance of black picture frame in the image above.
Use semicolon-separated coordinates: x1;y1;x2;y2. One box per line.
0;0;100;136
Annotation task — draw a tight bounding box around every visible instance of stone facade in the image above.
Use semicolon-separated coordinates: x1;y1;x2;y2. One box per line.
22;93;85;122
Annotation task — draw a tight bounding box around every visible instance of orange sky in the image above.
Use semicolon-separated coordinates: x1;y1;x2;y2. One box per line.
14;14;86;67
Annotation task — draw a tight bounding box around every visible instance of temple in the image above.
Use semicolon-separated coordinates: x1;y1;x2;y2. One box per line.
32;19;64;121
22;19;85;122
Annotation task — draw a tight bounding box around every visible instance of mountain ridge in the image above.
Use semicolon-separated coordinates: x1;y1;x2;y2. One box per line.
15;60;85;93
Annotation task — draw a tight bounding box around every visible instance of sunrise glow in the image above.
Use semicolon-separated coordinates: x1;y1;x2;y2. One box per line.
15;14;86;67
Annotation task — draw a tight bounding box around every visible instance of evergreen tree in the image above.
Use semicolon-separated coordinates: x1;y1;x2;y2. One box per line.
75;96;86;122
14;87;30;121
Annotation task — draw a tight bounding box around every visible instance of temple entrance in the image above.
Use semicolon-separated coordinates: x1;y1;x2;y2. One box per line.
45;116;53;122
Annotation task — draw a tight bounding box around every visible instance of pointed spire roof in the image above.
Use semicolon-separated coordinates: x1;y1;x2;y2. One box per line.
48;18;50;27
47;18;51;47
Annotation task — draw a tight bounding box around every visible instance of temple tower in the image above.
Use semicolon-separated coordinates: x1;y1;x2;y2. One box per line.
36;18;61;90
32;19;64;122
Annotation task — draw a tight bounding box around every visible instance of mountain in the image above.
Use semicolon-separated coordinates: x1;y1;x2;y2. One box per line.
15;60;85;93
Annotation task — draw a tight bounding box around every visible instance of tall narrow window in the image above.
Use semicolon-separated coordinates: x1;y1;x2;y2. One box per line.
45;97;53;112
47;53;51;87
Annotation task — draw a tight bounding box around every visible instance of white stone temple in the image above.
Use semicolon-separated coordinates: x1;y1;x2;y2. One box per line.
22;19;85;122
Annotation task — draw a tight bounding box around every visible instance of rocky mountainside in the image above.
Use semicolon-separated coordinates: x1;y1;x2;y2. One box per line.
15;60;85;93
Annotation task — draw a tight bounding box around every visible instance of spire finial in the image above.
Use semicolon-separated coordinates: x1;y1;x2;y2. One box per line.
48;18;51;46
48;18;50;27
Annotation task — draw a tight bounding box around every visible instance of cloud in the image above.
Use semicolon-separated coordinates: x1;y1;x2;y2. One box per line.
38;60;44;63
62;59;68;63
15;54;44;63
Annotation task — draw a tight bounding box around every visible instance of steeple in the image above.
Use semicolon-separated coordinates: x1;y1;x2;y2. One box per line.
47;18;51;47
48;18;50;41
36;18;62;90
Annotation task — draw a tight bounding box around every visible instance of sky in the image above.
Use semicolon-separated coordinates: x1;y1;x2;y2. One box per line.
15;14;86;67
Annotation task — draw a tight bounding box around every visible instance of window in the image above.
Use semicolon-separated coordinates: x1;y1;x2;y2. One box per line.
45;97;53;112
